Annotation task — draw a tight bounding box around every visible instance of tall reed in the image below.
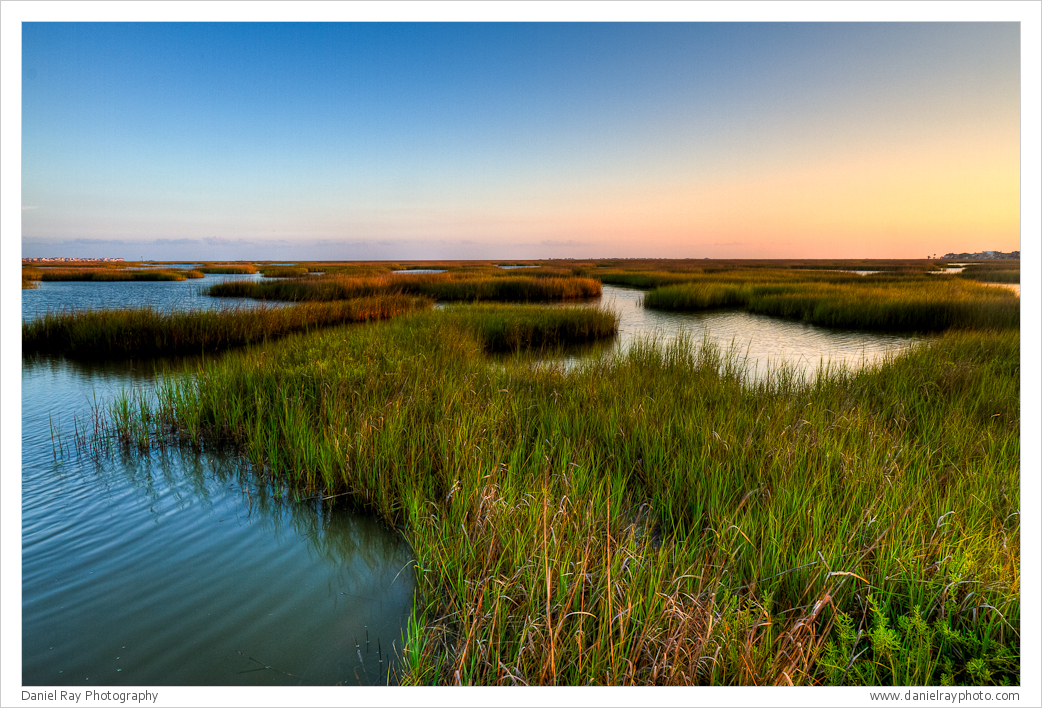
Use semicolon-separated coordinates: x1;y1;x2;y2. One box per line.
28;267;204;282
642;274;1019;332
956;263;1020;284
23;267;41;289
206;273;602;303
107;312;1019;687
260;265;311;278
22;295;431;359
430;304;618;352
198;264;258;274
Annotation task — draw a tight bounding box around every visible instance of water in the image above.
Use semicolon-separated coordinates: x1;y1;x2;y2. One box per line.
22;273;267;322
20;276;928;686
578;286;924;381
21;278;415;686
924;271;1021;296
984;282;1021;296
391;269;444;274
497;265;540;269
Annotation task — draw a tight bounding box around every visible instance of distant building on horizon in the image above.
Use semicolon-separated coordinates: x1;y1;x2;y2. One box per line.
22;257;125;263
941;251;1019;260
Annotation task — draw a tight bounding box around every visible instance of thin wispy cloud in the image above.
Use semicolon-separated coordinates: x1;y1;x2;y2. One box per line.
541;240;584;248
69;238;125;245
154;238;200;246
22;205;39;210
202;237;255;246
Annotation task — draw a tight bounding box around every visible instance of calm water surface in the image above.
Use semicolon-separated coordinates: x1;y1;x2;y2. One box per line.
984;282;1020;296
924;271;1020;295
580;286;924;381
22;277;414;686
22;273;267;322
22;276;929;685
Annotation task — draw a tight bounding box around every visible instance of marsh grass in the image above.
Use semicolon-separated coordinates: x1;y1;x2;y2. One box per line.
306;263;397;277
587;259;934;276
198;264;258;274
22;295;431;359
594;263;933;291
26;267;205;282
260;265;311;278
598;270;702;289
206;272;602;303
105;307;1019;686
417;274;601;301
431;304;618;352
23;267;41;289
956;263;1020;284
642;272;1019;332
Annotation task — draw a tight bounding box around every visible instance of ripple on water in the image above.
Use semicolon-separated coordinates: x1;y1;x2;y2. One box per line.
21;276;928;685
22;350;414;686
564;285;925;381
21;273;271;324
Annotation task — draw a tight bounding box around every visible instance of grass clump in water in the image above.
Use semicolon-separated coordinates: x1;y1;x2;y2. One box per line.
260;265;311;278
197;263;258;274
107;307;1019;687
206;272;602;303
955;262;1020;284
23;267;41;289
429;304;618;352
25;266;204;282
22;295;431;360
642;271;1019;332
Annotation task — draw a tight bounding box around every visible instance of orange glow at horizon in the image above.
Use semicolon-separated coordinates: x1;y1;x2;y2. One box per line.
528;124;1020;258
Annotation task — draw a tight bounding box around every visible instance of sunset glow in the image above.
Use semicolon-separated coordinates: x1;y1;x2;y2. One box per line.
13;17;1026;261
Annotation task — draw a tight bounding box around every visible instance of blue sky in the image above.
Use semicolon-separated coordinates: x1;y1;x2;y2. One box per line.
3;7;1042;708
16;19;1027;261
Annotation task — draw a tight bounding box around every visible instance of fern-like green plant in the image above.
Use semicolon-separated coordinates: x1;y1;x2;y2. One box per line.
815;597;1017;685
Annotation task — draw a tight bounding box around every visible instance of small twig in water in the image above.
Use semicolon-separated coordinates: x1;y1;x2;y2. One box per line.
235;650;312;682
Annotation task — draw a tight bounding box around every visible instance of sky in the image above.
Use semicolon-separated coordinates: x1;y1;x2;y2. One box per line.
4;6;1042;707
15;18;1025;261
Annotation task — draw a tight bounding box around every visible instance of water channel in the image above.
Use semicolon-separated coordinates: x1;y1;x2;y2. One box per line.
20;273;927;686
573;285;923;382
21;275;414;686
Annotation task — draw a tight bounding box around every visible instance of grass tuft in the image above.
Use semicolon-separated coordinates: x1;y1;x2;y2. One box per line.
24;266;203;282
641;271;1018;332
101;309;1019;686
206;272;602;303
22;295;431;359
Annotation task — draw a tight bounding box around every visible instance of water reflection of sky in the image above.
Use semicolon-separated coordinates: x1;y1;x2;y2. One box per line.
21;278;415;686
983;282;1020;296
567;285;925;382
21;273;273;323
